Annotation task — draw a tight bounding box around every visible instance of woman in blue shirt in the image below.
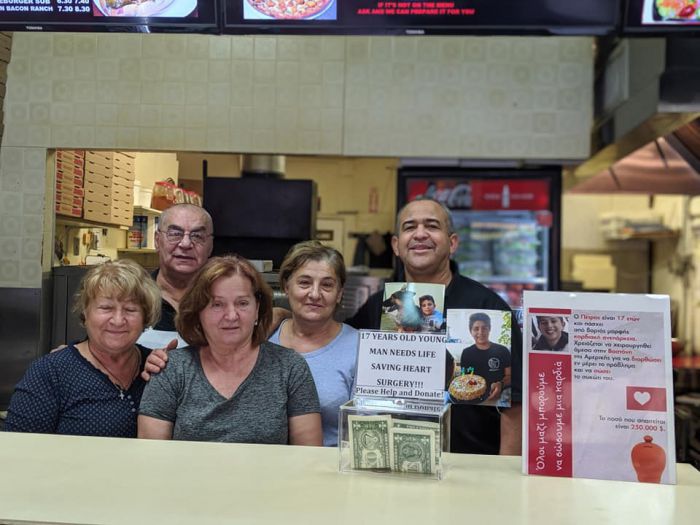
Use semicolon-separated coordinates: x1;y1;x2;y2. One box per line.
269;241;358;447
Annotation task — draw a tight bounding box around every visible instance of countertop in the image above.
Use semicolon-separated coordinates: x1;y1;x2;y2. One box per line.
0;432;698;525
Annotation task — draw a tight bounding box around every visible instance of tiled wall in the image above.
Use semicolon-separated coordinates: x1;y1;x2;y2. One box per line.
0;33;594;288
0;33;11;146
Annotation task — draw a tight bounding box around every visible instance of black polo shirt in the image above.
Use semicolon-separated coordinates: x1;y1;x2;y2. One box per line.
151;269;177;332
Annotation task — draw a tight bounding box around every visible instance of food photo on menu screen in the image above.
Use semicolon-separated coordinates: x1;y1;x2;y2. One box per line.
92;0;198;17
642;0;700;24
445;309;512;408
243;0;337;20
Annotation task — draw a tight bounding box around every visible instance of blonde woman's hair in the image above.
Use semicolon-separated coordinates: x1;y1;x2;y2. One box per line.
74;259;162;328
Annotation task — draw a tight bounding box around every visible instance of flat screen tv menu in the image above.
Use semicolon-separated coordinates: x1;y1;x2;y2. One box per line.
0;0;218;31
224;0;619;34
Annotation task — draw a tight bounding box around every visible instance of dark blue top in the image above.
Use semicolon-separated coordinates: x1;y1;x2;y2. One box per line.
4;344;149;438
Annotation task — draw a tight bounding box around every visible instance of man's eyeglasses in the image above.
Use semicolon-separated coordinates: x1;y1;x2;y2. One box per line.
158;229;211;246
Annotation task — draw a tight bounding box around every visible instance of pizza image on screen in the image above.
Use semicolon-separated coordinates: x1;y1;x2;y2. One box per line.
654;0;700;21
94;0;188;16
246;0;335;19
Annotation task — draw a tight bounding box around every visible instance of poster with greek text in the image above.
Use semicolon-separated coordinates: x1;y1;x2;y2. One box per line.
522;291;676;484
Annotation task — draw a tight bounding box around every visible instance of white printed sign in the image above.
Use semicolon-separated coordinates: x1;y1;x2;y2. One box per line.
522;291;676;484
354;330;446;401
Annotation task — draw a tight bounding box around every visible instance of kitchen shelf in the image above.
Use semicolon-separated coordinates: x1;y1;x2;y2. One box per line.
134;206;162;216
56;215;129;231
604;229;680;241
117;248;157;254
475;276;548;285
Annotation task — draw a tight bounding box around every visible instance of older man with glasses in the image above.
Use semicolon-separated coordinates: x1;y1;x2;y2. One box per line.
137;203;214;350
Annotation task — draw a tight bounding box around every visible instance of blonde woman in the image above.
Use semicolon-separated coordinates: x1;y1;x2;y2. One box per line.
5;259;161;437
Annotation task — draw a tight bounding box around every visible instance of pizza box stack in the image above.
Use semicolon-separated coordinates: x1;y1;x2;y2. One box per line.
84;151;135;227
55;150;85;218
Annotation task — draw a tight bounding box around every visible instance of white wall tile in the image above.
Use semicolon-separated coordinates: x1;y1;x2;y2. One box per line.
30;80;52;103
21;238;42;260
0;260;20;284
0;33;593;287
254;37;277;60
1;192;23;215
0;215;22;236
0;237;21;260
20;261;41;286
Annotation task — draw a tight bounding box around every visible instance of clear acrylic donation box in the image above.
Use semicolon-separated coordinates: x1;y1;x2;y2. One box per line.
338;398;451;480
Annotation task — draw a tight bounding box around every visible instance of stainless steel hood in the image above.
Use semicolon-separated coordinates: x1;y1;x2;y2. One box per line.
571;136;700;194
240;154;285;178
574;38;700;180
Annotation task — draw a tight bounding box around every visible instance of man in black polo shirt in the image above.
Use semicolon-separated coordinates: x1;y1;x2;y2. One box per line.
137;203;213;349
347;198;522;455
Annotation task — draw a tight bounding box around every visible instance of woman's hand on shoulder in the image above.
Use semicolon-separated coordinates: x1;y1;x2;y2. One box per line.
141;339;178;381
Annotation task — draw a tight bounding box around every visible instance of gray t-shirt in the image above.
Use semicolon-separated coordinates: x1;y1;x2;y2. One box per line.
139;342;320;444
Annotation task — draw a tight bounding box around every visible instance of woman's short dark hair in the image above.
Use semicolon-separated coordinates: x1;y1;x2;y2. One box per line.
176;255;273;348
469;312;491;330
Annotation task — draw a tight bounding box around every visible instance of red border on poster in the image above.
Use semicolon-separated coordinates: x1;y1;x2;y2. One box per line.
528;352;573;477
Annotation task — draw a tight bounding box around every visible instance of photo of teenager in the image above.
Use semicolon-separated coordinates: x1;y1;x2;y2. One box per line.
446;309;512;407
380;283;446;333
531;315;569;352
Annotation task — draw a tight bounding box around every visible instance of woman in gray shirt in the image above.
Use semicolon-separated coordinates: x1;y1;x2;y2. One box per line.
138;255;322;446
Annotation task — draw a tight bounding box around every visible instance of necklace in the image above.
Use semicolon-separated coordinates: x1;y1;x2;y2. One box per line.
87;342;140;400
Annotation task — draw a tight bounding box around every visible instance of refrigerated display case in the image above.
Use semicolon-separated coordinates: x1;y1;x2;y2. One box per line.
397;168;560;309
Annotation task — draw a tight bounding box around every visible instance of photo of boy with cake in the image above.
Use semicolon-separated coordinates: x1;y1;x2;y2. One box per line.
446;309;512;407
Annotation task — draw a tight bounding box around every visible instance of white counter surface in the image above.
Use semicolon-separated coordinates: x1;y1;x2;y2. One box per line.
0;432;698;525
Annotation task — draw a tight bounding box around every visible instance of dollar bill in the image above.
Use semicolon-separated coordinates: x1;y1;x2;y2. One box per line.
391;428;436;474
348;415;393;470
392;419;441;467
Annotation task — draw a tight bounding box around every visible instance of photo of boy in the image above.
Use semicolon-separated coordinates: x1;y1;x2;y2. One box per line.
532;315;569;352
446;309;512;407
419;295;444;332
380;283;446;333
459;312;511;402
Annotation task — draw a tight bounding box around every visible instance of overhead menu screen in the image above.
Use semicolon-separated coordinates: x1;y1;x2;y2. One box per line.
224;0;619;34
625;0;700;32
0;0;218;31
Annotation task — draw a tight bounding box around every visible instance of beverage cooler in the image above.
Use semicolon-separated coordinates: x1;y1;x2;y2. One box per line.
398;168;561;309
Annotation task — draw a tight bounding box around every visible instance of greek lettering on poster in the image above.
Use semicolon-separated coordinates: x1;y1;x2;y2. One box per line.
523;291;676;485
